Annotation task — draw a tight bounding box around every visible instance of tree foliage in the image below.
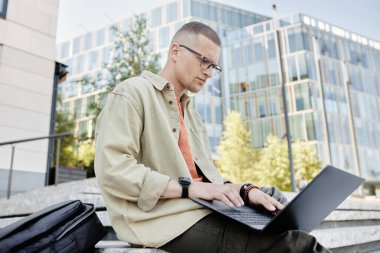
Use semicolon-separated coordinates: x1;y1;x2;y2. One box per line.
254;135;290;190
53;95;76;167
216;111;258;183
56;15;160;176
216;111;322;191
105;15;160;86
254;135;321;191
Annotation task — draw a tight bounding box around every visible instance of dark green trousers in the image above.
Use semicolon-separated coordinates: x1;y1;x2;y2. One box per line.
160;212;331;253
160;187;331;253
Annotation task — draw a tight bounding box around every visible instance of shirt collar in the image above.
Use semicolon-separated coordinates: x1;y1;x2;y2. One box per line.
141;70;191;103
141;70;168;91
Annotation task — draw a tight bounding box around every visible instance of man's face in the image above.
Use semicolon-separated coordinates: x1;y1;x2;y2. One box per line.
174;35;221;94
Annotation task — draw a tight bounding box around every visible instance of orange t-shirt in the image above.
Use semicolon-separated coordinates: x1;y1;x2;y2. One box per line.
176;98;202;181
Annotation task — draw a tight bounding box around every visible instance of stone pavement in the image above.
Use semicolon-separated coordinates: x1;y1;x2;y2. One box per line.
1;178;380;252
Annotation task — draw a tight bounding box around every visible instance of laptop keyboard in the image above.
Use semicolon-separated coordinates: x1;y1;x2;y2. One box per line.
221;207;275;225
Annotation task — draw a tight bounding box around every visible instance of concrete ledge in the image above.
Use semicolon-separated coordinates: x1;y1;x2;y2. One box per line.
94;241;167;253
325;210;380;221
1;179;380;252
95;240;130;248
311;226;380;249
0;178;104;217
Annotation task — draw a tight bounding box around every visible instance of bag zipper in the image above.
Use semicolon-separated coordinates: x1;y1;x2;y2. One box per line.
55;206;95;241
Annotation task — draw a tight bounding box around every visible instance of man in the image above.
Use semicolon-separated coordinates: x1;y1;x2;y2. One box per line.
95;21;331;253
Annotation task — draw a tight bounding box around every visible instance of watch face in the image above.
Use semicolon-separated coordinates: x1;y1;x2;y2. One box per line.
179;177;191;186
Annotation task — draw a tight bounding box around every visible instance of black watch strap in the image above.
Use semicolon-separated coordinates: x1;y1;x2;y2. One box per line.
181;186;189;198
178;177;191;198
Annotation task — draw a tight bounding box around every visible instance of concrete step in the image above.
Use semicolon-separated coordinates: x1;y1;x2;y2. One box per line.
1;179;380;252
318;209;380;229
312;226;380;252
94;241;166;253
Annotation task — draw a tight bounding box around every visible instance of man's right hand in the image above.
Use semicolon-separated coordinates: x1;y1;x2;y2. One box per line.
188;181;244;208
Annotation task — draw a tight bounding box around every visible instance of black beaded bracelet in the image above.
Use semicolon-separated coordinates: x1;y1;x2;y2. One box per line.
239;183;252;202
240;183;259;204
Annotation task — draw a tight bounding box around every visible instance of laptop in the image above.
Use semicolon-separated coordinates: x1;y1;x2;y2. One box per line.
192;165;365;234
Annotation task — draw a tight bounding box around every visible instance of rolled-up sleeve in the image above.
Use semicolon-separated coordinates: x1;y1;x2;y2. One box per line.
95;91;170;212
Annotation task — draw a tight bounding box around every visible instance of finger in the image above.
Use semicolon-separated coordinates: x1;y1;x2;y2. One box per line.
271;199;285;210
226;191;243;207
215;192;234;208
261;197;276;212
224;185;245;206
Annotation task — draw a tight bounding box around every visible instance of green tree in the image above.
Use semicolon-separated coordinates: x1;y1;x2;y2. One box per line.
292;140;321;186
254;135;321;191
81;14;160;117
77;140;96;177
254;135;290;190
105;15;160;86
216;111;257;183
57;15;160;176
53;95;76;167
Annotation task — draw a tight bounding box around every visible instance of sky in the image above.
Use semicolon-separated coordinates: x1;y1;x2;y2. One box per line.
56;0;380;43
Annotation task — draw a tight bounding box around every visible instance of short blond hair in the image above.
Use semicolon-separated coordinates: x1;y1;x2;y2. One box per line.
171;21;221;46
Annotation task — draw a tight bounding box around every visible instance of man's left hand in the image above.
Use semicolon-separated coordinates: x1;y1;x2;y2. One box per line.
247;188;285;213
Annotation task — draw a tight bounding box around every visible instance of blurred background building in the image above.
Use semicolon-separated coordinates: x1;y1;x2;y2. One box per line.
0;0;374;196
0;0;60;197
223;13;380;193
55;0;380;194
55;0;268;156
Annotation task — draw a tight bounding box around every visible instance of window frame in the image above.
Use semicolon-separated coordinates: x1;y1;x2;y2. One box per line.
0;0;8;18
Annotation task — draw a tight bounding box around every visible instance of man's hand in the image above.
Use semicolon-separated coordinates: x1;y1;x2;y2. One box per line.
247;188;285;213
189;181;244;208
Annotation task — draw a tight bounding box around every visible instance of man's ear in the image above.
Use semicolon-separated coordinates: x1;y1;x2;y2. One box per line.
169;43;180;61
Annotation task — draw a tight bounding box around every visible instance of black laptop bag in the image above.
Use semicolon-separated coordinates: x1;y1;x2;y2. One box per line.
0;200;106;253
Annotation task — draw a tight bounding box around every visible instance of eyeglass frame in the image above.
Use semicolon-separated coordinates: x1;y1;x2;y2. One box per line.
178;44;222;76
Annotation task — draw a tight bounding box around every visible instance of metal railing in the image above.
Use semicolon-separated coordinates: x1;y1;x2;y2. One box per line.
0;132;71;199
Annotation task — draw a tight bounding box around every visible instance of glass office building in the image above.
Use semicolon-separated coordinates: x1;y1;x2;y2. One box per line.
56;0;268;156
56;0;380;189
223;14;380;188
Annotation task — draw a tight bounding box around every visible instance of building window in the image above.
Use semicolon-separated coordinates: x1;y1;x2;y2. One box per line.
167;2;177;23
191;1;202;19
287;27;310;53
102;46;110;64
294;83;312;111
83;33;92;51
222;9;232;26
267;33;276;59
183;0;190;17
253;37;264;62
151;7;161;27
287;56;298;82
72;37;81;55
78;120;88;140
159;26;169;48
72;54;85;75
87;51;99;71
108;26;117;43
74;99;83;119
0;0;8;18
57;42;70;59
95;28;105;46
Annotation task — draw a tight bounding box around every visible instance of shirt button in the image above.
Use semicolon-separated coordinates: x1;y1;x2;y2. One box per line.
172;128;176;132
169;101;173;105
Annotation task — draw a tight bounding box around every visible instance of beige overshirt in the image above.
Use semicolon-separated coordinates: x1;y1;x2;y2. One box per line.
94;71;224;247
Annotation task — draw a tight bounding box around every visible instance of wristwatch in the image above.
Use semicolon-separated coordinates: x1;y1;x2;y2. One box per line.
178;177;191;198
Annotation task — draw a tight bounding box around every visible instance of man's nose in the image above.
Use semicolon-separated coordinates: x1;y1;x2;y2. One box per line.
203;67;212;78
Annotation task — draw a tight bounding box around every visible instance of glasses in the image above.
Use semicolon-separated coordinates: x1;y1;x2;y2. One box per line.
179;44;222;76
